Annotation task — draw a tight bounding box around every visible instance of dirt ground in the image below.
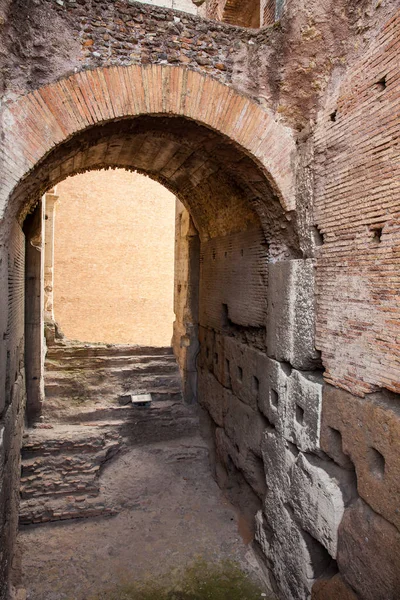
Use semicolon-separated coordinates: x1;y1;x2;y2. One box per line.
15;434;266;600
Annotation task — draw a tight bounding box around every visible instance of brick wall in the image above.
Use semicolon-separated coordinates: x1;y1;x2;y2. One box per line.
54;170;175;346
314;9;400;396
261;0;275;25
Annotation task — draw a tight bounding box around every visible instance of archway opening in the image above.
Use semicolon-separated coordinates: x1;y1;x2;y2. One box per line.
7;109;295;599
51;169;176;347
1;70;329;597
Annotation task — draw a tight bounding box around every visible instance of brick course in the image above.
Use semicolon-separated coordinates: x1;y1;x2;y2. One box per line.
314;10;400;396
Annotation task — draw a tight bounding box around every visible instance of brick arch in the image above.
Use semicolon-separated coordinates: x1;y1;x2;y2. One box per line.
0;64;295;219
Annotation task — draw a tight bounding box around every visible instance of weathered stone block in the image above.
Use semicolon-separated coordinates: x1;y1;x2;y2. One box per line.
259;490;332;600
223;336;260;410
261;429;297;494
213;334;233;390
256;354;289;431
311;574;359;600
321;385;400;530
224;393;267;458
337;499;400;600
290;453;357;558
198;326;215;373
283;369;323;453
266;259;319;370
197;370;230;428
215;428;267;499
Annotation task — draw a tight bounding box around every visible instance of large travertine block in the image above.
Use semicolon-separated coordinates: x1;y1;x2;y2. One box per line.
258;490;332;600
215;428;267;499
197;370;230;428
257;357;289;431
212;334;229;389
198;326;215;374
224;393;267;458
290;453;356;558
223;336;290;421
311;574;359;600
321;385;400;530
338;499;400;600
267;259;319;370
283;370;323;453
223;336;262;411
261;429;297;494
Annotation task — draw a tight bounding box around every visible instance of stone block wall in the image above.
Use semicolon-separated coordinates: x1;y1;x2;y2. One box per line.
196;250;358;599
199;226;268;331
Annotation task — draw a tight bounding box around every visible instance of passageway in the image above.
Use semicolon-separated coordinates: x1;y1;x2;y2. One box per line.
14;144;276;598
16;341;266;599
4;63;331;600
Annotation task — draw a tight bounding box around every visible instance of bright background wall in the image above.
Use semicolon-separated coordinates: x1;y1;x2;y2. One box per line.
54;169;176;346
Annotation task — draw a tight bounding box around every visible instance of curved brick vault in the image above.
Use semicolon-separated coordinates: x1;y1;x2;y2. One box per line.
0;65;296;224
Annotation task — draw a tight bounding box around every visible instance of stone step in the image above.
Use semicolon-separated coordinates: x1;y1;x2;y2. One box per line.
20;344;190;525
19;402;199;525
46;344;174;360
44;375;182;401
45;354;177;372
42;392;183;423
19;496;116;525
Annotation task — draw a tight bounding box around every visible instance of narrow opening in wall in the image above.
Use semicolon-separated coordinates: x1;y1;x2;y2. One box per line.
270;389;279;408
300;528;334;578
328;427;344;453
214;352;219;364
311;225;324;247
280;361;292;376
371;225;383;244
375;75;387;91
295;404;305;425
326;427;355;470
367;447;385;479
50;170;176;347
237;366;243;381
330;110;337;122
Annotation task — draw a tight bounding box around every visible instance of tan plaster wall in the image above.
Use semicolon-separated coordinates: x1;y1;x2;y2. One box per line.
53;170;175;346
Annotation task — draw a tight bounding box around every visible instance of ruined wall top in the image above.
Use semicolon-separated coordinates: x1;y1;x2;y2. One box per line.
0;0;395;132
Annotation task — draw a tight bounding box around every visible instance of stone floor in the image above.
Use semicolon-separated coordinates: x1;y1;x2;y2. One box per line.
15;434;266;600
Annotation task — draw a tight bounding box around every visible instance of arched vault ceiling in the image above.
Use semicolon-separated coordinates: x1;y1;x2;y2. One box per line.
12;116;299;257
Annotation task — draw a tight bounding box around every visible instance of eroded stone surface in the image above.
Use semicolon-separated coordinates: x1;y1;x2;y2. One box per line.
290;453;356;558
321;385;400;530
266;260;319;370
337;499;400;600
283;370;323;453
311;573;359;600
